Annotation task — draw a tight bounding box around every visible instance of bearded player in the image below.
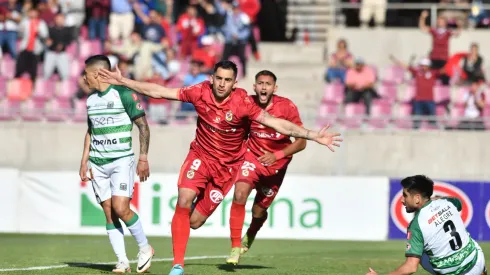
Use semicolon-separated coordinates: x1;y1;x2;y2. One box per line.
226;70;306;264
98;60;343;275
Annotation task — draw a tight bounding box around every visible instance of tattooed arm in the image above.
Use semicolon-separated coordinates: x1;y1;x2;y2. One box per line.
254;110;343;152
134;116;150;181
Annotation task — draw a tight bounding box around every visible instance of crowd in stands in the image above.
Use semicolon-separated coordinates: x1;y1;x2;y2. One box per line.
323;10;488;130
0;0;262;125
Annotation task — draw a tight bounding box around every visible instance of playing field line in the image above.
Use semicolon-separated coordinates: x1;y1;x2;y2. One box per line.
0;255;228;272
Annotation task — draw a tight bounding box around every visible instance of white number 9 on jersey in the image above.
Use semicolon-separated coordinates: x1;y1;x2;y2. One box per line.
190;159;201;171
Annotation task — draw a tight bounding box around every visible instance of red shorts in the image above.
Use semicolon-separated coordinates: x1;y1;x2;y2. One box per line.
178;149;240;217
235;152;288;209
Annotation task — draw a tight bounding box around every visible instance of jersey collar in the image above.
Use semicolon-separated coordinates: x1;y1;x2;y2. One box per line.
97;84;113;97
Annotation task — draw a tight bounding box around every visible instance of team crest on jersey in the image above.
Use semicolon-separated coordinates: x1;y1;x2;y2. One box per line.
261;187;275;197
186;170;195;179
136;103;143;110
406;243;411;251
210;190;224;204
225;111;233;122
107;101;114;108
120;183;127;191
242;169;249;177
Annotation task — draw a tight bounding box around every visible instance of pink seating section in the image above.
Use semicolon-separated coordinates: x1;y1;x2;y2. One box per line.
319;82;490;130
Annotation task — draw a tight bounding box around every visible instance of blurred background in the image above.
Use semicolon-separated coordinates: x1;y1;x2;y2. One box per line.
1;0;490;265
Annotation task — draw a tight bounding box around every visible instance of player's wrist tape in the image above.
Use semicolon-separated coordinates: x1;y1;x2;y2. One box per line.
273;150;285;160
139;159;148;162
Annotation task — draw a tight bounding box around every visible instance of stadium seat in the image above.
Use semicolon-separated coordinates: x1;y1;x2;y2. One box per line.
342;103;365;129
72;99;87;122
447;106;465;128
434;85;451;104
80;40;102;60
1;56;15;79
393;103;413;129
0;99;21;120
398;84;416;103
80;25;88;40
453;86;470;107
21;98;45;121
66;42;78;58
56;79;78;100
0;77;7;99
45;99;72;122
382;65;405;84
376;82;397;103
7;78;33;101
316;103;339;127
70;60;82;79
322;83;344;104
368;101;392;128
32;79;56;100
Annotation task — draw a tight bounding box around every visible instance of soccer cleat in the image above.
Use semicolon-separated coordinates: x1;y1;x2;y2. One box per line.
226;247;241;265
112;261;131;273
168;264;184;275
136;245;154;273
240;233;255;255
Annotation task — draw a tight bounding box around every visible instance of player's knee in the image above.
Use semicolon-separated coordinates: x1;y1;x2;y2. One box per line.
233;183;250;204
251;204;267;218
176;197;194;209
190;220;205;230
112;204;131;220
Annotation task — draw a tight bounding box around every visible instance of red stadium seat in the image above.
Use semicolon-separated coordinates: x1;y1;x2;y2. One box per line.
45;99;72;122
342;103;365;129
56;78;78;100
453;87;470;107
398;84;416;103
377;82;397;103
72;99;87;123
1;56;15;79
33;79;56;100
382;65;406;84
433;85;451;104
7;78;33;101
0;98;20;121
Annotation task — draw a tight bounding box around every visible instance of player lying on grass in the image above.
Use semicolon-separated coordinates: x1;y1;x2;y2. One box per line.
98;60;343;275
79;55;154;274
226;70;306;265
366;175;487;275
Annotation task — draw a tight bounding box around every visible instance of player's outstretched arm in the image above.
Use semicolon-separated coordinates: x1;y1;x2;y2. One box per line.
134;116;150;182
366;257;419;275
255;111;342;152
98;65;180;100
79;128;91;182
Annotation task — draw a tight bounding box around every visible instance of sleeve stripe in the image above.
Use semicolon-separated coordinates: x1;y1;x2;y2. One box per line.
405;254;422;259
131;113;146;121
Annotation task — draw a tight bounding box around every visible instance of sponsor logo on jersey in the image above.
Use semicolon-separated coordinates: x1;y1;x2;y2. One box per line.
242;169;249;177
262;187;275;197
202;119;237;134
186;170;195;179
136;103;143;110
107;101;114;108
90;116;115;126
210;190;224;204
93;138;118;145
132;93;138;101
213;116;221;124
225;111;233;122
252;131;280;139
390;181;473;234
120;183;127;191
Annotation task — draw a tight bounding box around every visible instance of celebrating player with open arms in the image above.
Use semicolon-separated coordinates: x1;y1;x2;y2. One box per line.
79;55;154;274
366;175;487;275
226;70;307;265
98;60;343;275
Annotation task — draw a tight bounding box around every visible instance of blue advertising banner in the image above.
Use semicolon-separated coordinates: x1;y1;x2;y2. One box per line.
388;179;489;240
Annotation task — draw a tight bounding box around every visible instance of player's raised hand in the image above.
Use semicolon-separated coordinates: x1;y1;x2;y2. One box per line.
312;125;343;152
258;148;276;166
366;267;378;275
79;163;90;182
137;159;150;182
98;65;124;85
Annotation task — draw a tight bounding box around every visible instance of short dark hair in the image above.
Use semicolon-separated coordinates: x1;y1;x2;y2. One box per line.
213;60;238;78
85;55;111;70
255;70;277;83
401;175;434;199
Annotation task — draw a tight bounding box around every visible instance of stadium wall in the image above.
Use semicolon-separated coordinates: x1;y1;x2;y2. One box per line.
328;29;490;67
2;122;490;180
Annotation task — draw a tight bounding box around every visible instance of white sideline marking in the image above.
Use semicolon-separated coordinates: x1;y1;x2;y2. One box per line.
0;255;228;272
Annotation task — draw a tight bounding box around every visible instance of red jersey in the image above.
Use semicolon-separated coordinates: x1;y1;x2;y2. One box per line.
429;28;452;61
178;81;263;165
409;67;439;101
247;95;303;168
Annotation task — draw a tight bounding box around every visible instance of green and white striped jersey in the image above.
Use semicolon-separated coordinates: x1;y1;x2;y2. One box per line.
86;85;145;166
406;198;478;275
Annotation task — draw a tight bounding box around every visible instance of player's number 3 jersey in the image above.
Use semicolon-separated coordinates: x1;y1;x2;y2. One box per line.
86;85;145;166
406;198;478;275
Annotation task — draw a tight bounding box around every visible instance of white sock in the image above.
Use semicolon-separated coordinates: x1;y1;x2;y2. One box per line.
107;223;128;263
125;213;149;251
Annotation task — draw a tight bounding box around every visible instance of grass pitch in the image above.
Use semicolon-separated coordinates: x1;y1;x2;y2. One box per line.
1;234;488;274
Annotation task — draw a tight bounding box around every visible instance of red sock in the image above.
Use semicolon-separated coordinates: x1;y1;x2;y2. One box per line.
247;212;268;238
229;202;246;248
172;205;191;266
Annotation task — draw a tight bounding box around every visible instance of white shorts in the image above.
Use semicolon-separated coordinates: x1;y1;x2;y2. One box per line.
88;156;136;204
421;242;486;275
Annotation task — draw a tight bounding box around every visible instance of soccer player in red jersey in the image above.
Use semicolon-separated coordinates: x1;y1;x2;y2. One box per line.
98;60;342;275
226;70;307;265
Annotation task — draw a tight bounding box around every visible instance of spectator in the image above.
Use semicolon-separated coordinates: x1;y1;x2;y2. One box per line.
15;8;48;82
457;78;486;130
222;1;250;77
139;9;166;44
71;71;92;108
0;0;21;59
44;13;72;80
468;0;487;28
58;0;85;38
194;0;226;36
391;56;441;129
176;5;205;58
38;0;61;27
177;60;207;120
86;0;110;46
461;43;484;84
326;38;353;84
359;0;386;28
238;0;260;60
192;35;218;73
109;0;134;43
344;57;378;115
132;0;154;34
418;10;462;86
